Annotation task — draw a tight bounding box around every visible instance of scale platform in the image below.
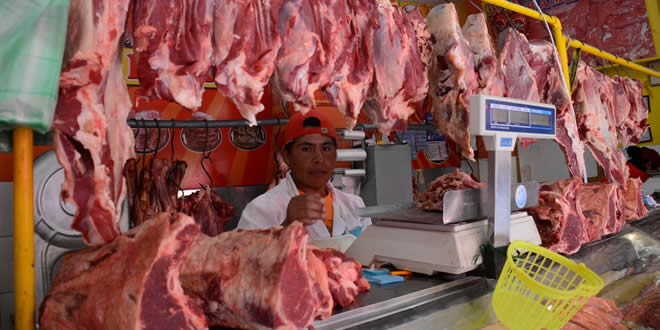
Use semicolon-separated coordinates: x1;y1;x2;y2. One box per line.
345;212;541;275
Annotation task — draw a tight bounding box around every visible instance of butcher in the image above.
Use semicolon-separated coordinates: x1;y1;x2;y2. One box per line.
237;109;371;246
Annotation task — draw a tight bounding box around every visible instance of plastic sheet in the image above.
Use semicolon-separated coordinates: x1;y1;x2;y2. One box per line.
0;0;70;133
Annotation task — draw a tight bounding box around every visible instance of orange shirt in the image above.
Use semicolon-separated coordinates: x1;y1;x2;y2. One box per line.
298;189;334;232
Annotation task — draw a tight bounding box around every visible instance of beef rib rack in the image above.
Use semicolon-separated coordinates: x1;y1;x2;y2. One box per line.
39;213;206;330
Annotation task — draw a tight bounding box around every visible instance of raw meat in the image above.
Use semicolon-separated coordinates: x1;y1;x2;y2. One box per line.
462;13;505;97
426;3;478;160
124;157;234;235
363;1;430;134
577;183;620;240
273;0;348;112
613;76;649;146
572;62;628;185
322;0;377;129
415;169;485;211
621;281;660;329
213;0;282;124
309;246;370;307
496;29;538;150
622;177;648;221
179;223;333;329
562;297;626;330
52;0;135;246
177;184;236;236
496;28;540;102
132;0;214;110
124;158;181;226
529;41;586;179
528;179;589;255
39;213;206;329
524;0;655;64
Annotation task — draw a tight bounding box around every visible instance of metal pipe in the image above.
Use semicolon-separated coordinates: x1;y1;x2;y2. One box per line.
567;39;660;78
480;0;660;79
128;119;437;131
13;127;35;330
480;0;560;26
127;118;289;128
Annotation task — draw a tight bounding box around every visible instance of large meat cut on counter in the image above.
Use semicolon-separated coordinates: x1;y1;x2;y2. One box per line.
39;213;207;329
132;0;214;110
52;0;135;246
40;217;370;329
180;222;369;328
528;176;645;255
415;169;485;211
426;3;478;161
124;158;235;236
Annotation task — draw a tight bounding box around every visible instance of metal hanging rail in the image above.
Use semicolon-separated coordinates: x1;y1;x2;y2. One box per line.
127;119;437;131
567;38;660;78
479;0;660;87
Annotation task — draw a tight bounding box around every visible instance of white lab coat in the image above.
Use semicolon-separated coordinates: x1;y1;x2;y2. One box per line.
237;172;371;240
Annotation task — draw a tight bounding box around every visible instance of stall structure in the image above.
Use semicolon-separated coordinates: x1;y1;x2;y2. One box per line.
9;0;660;329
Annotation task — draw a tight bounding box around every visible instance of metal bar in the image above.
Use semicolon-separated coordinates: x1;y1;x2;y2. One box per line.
127;118;289;128
355;123;437;131
13;127;35;330
127;119;438;131
488;150;511;247
567;39;660;78
480;0;660;79
312;276;485;330
480;0;560;26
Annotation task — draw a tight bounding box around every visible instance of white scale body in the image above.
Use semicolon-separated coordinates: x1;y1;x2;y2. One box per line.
346;95;557;275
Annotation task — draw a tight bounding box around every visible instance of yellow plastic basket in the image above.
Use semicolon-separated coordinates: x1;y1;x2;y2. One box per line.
492;241;604;330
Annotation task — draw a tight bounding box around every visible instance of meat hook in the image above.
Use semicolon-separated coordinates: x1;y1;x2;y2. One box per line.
200;119;214;187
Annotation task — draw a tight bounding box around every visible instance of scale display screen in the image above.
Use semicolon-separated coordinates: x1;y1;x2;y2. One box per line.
485;99;555;135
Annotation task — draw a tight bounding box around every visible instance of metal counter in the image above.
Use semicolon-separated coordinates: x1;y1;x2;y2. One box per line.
312;275;490;330
310;213;659;330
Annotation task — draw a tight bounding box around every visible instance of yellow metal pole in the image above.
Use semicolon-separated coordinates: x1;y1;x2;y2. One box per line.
567;39;660;79
480;0;559;26
552;22;572;91
13;127;34;330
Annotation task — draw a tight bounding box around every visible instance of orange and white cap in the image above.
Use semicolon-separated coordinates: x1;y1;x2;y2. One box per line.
281;109;337;148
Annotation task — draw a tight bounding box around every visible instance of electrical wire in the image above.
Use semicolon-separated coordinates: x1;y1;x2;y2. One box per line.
532;1;588;184
468;0;485;15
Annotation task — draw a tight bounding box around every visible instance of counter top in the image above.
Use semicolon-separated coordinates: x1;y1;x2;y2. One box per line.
314;212;659;330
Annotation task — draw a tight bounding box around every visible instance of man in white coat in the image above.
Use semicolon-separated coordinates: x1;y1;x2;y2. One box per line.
237;109;370;247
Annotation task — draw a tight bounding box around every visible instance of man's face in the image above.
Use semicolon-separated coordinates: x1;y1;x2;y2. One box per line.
283;133;337;191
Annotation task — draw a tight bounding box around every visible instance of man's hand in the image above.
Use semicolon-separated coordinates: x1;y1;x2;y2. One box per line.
284;194;324;226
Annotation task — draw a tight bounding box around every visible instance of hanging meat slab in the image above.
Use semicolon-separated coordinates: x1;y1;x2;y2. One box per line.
426;3;478;160
52;0;135;246
132;0;214;110
572;62;628;185
213;0;282;124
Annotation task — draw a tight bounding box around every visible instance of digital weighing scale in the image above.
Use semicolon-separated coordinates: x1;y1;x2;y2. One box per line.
346;95;557;275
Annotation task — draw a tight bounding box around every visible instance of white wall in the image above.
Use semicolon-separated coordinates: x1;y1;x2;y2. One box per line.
517;139;599;182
